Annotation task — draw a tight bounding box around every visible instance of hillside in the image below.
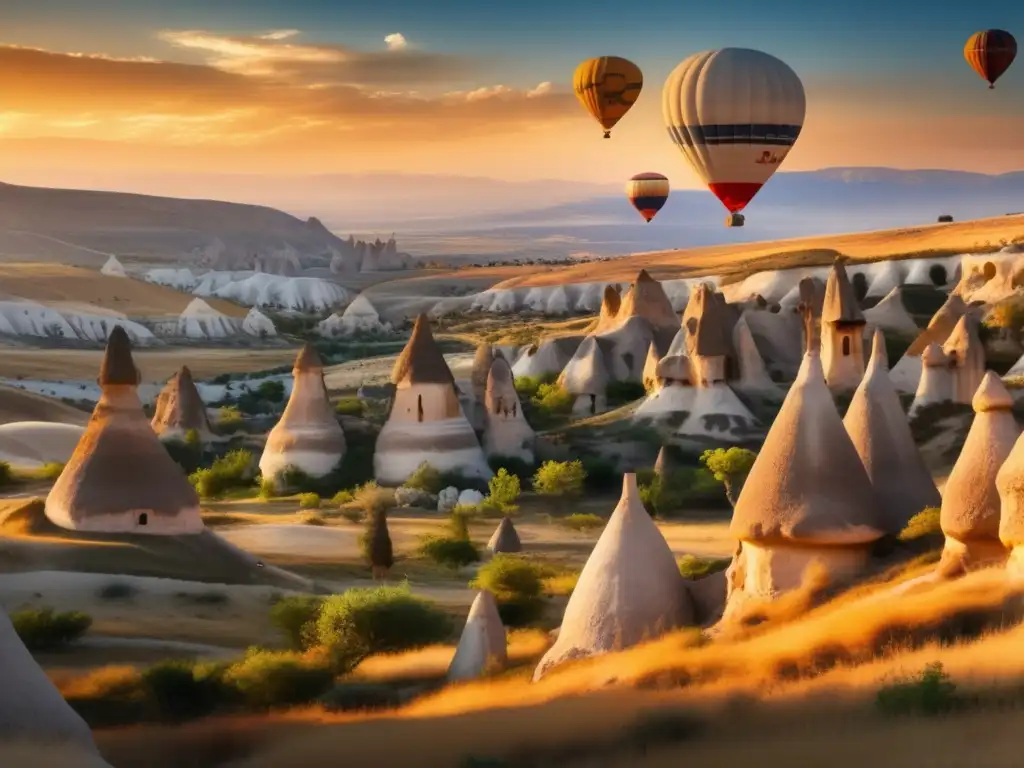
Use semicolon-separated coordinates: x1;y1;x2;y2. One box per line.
0;182;352;268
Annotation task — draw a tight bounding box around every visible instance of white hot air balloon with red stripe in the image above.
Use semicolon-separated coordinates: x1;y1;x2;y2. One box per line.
662;48;806;226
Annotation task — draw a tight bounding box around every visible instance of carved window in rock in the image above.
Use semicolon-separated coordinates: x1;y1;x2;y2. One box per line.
417;394;424;422
842;336;850;356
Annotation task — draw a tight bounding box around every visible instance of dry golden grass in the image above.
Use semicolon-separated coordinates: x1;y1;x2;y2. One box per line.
0;262;246;317
481;213;1024;288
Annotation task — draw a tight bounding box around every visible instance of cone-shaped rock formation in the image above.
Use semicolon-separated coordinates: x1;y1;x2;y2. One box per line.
487;516;522;554
483;356;535;464
151;365;213;441
45;326;203;534
447;590;507;682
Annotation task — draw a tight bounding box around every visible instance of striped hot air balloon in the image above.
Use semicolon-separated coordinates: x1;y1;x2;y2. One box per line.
573;56;643;139
964;29;1017;88
625;173;670;223
662;48;806;221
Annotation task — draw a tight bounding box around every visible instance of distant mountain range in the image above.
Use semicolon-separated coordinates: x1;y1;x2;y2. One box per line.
0;167;1022;267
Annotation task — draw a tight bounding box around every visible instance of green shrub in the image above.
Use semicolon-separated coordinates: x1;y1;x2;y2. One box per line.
257;380;286;403
331;489;355;505
532;460;586;497
899;507;942;542
0;460;14;487
11;607;92;651
188;449;254;499
223;649;335;710
298;492;321;510
141;659;226;721
700;448;757;507
39;462;65;480
419;535;480;569
678;555;731;581
606;380;646;405
270;596;325;651
471;556;545;627
300;511;326;526
335;397;365;417
184;428;201;448
514;373;557;400
403;462;443;494
486;468;520;511
258;476;276;500
314;585;453;671
876;662;958;716
531;383;574;416
557;513;605;531
217;405;244;432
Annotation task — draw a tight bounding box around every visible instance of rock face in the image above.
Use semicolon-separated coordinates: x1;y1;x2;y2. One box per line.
941;373;1018;572
488;516;522;554
942;314;985;405
483;356;536;464
100;254;126;277
909;343;955;418
318;294;392;337
0;607;108;759
998;429;1024;578
151;365;213;442
259;344;347;484
820;260;867;392
890;294;968;393
843;329;940;535
642;341;662;392
447;591;508;682
45;326;203;534
511;337;580;378
374;315;492;485
533;474;693;681
682;283;735;386
595;270;679;334
469;345;496;432
863;287;919;336
558;335;610;417
242;307;277;337
726;329;882;615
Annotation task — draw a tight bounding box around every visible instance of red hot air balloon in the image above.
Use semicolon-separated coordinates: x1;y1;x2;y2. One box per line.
625;173;670;223
964;30;1017;88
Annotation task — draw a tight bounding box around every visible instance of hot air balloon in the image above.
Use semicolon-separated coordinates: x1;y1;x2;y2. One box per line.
625;173;670;223
964;30;1017;88
573;56;643;139
662;48;806;224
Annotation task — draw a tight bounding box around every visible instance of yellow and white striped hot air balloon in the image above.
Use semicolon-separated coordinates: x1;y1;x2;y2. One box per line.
662;48;806;224
574;56;643;139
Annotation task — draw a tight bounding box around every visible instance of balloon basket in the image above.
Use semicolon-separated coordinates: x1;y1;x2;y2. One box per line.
603;131;611;139
725;213;746;227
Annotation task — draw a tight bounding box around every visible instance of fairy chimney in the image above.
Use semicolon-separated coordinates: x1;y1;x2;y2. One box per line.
820;260;866;391
483;356;536;464
151;365;213;442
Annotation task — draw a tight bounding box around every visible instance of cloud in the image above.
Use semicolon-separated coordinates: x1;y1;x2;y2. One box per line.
0;42;577;146
384;33;408;51
157;28;471;86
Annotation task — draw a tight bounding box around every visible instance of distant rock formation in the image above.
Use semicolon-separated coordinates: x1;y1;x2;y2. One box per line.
151;366;214;443
100;255;126;277
45;327;203;534
447;591;507;682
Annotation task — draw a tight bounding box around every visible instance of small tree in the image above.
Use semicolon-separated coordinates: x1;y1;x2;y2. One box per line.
184;428;201;449
486;468;521;512
700;448;757;507
361;508;394;582
532;460;586;497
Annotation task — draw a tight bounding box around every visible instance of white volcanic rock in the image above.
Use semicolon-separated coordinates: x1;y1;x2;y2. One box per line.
242;307;277;337
100;255;126;277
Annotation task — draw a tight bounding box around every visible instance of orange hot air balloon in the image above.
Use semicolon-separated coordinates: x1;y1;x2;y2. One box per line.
964;29;1017;88
573;56;643;138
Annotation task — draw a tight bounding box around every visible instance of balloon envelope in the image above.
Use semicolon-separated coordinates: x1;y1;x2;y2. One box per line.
662;48;806;214
573;56;643;138
625;173;670;222
964;30;1017;88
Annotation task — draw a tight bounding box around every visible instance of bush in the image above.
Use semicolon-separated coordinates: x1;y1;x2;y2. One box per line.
419;535;480;569
270;596;325;651
334;397;365;417
876;662;958;716
531;383;574;416
314;585;453;671
217;405;244;432
188;449;255;499
557;513;605;531
331;490;355;505
258;476;276;500
11;607;92;651
39;462;65;480
471;556;545;627
606;380;646;406
403;463;443;494
257;380;286;403
899;507;942;542
0;460;13;487
299;511;326;526
223;649;335;710
678;555;731;581
486;468;520;512
298;492;321;510
354;481;395;514
141;659;226;721
533;460;586;497
514;373;557;400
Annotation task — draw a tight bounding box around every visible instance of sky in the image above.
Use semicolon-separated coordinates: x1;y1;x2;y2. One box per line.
1;0;1024;192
